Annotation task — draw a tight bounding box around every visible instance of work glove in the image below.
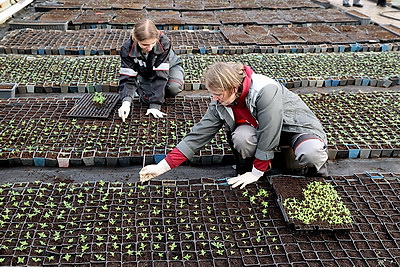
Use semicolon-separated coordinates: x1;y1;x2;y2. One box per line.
118;101;131;122
228;167;264;189
146;108;167;119
139;159;171;182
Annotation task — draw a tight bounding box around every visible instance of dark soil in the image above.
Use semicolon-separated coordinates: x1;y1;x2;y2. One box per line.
0;176;398;266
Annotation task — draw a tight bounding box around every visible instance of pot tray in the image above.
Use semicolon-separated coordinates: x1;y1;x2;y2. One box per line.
270;176;353;231
67;93;119;118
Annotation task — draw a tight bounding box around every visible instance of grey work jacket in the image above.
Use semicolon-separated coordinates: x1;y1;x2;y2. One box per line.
176;74;327;161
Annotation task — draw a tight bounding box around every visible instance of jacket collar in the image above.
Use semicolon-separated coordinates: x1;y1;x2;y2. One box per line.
229;65;253;107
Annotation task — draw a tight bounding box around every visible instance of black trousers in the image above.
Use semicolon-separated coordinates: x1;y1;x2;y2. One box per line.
377;0;386;5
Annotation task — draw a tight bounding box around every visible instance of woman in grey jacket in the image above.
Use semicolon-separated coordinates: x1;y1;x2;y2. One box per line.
140;62;328;189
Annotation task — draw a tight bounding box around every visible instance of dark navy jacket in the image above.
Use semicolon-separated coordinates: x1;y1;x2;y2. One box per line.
119;32;182;108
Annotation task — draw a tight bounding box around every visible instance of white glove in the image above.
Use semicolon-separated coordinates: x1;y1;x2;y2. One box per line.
146;108;167;118
118;101;131;122
228;167;264;189
139;159;171;182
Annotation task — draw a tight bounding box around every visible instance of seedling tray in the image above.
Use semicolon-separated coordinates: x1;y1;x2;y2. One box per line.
66;93;119;118
270;176;353;231
9;20;69;31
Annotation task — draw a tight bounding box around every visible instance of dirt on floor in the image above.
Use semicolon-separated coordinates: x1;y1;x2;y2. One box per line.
1;157;399;185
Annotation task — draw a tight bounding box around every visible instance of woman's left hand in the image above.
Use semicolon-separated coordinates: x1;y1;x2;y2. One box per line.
146;108;167;118
228;172;262;189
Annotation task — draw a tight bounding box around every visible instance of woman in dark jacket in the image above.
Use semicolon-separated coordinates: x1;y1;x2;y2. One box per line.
118;19;184;120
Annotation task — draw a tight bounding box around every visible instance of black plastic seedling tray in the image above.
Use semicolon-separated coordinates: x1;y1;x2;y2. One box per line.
66;93;119;118
270;176;353;231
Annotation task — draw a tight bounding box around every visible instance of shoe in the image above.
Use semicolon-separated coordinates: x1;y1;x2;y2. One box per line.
303;167;328;178
377;3;386;6
343;3;351;7
298;163;329;178
353;3;363;7
234;157;254;175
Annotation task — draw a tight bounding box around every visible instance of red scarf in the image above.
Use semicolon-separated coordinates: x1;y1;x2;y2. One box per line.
229;66;258;127
165;66;271;172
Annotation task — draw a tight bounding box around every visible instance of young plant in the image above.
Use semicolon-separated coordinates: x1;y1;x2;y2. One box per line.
92;92;106;105
283;181;353;225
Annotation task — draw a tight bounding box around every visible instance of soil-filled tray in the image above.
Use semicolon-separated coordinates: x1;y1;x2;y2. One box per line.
72;10;115;25
110;10;147;25
0;175;399;266
9;20;69;31
270;176;353;231
243;25;281;45
220;26;256;44
66;93;119;118
38;9;81;22
147;11;185;26
34;0;84;10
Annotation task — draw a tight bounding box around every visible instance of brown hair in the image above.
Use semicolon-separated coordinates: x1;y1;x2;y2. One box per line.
204;62;245;94
132;19;159;42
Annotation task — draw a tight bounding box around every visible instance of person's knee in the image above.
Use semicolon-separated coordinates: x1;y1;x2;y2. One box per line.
294;138;328;170
231;125;257;158
166;80;183;98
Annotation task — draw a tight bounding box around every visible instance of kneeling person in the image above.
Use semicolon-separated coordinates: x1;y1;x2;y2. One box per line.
140;62;328;188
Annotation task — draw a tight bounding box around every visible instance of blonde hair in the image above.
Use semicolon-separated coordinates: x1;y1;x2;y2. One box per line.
204;62;245;94
132;19;159;42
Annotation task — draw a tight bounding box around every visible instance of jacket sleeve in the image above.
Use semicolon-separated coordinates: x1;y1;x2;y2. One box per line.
254;83;284;161
176;104;223;160
118;49;138;103
148;38;172;109
164;147;187;169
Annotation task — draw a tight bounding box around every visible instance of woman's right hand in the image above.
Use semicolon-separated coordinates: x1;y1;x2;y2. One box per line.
118;101;131;122
139;159;171;182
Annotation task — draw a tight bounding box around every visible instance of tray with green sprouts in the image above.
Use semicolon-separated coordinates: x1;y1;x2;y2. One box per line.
270;176;353;231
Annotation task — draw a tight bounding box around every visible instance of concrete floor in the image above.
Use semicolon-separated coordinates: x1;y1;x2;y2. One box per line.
1;157;400;184
329;0;400;27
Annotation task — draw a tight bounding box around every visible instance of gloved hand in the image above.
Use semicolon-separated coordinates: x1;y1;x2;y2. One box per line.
228;167;264;189
118;101;131;122
139;159;171;182
146;108;167;118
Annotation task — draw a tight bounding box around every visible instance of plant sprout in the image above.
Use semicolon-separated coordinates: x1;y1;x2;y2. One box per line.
283;181;352;225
